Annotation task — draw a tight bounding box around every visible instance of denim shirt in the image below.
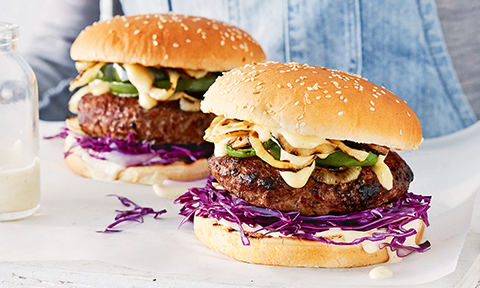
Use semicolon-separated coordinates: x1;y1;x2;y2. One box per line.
119;0;477;138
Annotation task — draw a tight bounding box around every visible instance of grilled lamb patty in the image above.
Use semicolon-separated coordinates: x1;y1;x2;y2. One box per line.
209;151;413;216
77;93;215;144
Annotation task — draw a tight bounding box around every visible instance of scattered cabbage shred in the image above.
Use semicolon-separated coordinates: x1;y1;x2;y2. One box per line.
98;195;167;233
47;126;213;166
175;176;431;257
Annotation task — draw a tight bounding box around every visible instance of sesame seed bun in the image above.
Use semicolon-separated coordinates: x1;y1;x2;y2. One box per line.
201;62;423;150
70;13;266;71
194;216;426;268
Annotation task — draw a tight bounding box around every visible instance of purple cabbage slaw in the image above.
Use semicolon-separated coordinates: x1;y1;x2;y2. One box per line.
98;195;167;233
47;126;213;167
175;176;432;258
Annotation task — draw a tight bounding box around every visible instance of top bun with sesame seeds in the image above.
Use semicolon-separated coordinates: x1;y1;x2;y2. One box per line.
70;13;266;71
201;61;422;150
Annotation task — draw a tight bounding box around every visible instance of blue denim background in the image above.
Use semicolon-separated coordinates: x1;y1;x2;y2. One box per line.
121;0;477;138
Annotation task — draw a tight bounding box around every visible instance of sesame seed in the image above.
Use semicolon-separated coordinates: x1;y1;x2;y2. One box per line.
287;83;293;88
344;98;348;102
306;99;312;104
186;39;191;43
370;107;375;111
298;115;304;120
300;122;306;127
316;96;321;99
277;84;282;88
323;90;328;93
372;94;378;98
256;86;262;89
338;111;344;116
197;28;202;33
173;43;179;48
164;54;169;60
134;30;140;35
305;93;309;98
220;40;225;46
300;82;305;86
381;90;386;94
152;34;157;39
396;100;400;103
294;101;300;105
335;91;342;94
370;101;375;106
124;23;130;27
153;40;158;46
400;129;403;135
407;112;411;117
232;45;237;50
325;95;332;98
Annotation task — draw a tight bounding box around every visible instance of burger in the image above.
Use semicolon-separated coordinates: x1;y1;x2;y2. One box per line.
63;13;266;185
175;62;431;268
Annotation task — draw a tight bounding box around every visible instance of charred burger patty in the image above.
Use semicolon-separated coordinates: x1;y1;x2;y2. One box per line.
77;93;215;144
209;151;413;216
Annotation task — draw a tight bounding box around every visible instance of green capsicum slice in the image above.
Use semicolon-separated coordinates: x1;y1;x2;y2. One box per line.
175;76;218;92
315;150;378;167
225;139;281;160
109;81;138;95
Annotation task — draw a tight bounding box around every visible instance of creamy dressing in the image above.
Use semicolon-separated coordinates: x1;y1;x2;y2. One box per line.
278;149;316;188
215;216;422;262
67;139;125;182
0;149;40;214
372;155;393;190
369;266;393;279
216;218;388;255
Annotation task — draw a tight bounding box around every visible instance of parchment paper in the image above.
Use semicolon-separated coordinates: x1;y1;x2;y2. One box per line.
1;121;479;287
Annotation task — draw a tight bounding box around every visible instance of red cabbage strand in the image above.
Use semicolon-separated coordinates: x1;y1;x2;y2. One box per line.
46;126;213;166
98;195;167;233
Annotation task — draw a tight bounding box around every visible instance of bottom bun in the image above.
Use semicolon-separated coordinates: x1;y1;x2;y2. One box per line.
194;216;425;268
65;152;209;185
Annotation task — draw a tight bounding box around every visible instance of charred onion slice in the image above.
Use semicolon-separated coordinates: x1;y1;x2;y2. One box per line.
70;62;104;91
314;166;362;185
249;131;315;171
205;130;249;143
275;134;336;156
329;140;370;162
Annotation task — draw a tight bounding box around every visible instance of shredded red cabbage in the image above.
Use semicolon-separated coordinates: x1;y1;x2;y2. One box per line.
47;126;213;167
98;195;167;233
175;176;431;257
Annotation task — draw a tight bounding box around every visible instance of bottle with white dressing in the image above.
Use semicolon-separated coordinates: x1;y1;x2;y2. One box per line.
0;22;40;221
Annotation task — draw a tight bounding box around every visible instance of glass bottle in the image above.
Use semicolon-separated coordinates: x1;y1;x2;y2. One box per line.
0;22;40;221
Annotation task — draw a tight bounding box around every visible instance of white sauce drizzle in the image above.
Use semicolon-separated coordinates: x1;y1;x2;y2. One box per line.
278;150;316;188
369;266;393;279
